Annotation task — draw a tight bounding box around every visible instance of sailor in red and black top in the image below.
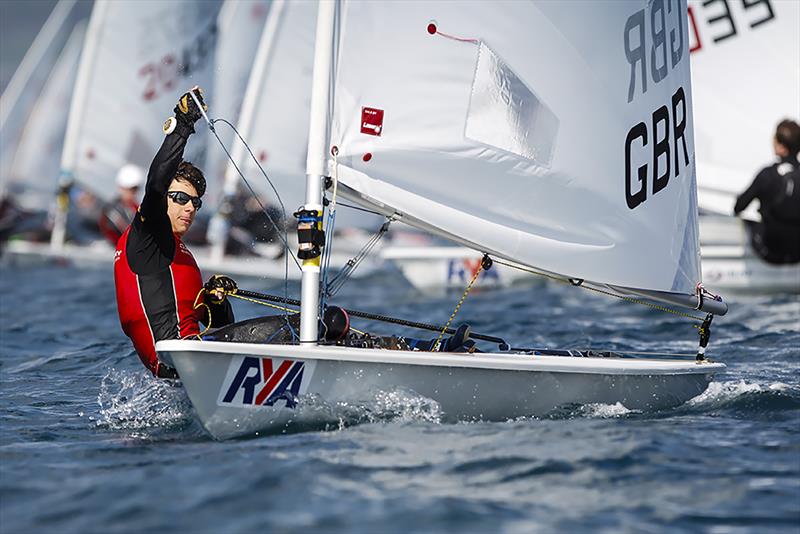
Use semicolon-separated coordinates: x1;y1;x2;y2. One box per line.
114;88;235;378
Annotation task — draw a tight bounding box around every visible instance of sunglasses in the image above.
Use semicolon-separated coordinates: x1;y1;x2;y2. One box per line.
167;190;202;209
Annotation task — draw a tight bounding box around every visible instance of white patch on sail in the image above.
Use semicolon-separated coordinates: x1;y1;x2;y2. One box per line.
465;42;557;168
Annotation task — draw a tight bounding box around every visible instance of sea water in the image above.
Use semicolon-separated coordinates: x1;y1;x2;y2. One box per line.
0;263;798;533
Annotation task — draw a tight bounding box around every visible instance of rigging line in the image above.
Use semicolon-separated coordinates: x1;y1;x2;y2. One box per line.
319;207;337;312
490;257;705;322
210;118;301;272
432;255;486;351
206;118;299;339
230;293;297;314
334;201;384;216
325;220;391;297
236;289;508;345
199;117;297;340
319;154;339;312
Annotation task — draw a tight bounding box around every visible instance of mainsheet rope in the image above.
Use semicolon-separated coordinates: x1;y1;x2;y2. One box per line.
431;255;489;351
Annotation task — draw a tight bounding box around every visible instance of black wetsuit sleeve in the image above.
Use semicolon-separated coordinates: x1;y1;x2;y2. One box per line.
734;169;768;215
127;122;194;274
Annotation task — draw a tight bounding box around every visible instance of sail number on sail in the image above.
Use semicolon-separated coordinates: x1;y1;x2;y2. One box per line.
138;22;218;102
623;0;690;210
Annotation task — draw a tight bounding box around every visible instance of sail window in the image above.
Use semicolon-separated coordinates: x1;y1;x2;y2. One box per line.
465;43;558;167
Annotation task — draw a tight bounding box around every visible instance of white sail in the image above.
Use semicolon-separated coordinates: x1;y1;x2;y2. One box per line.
205;0;270;203
60;0;220;203
689;0;800;218
329;0;701;295
0;0;83;196
5;22;87;211
229;0;318;215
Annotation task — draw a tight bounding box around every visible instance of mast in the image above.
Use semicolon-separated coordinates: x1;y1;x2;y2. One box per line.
50;0;107;250
300;0;336;344
207;0;286;262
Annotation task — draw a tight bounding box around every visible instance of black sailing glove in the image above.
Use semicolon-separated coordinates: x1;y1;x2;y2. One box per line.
164;86;208;135
204;275;238;304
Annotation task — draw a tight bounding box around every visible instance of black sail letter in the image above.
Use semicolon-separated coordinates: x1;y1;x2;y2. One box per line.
672;87;689;176
626;122;649;209
624;9;647;102
650;0;668;83
652;105;671;194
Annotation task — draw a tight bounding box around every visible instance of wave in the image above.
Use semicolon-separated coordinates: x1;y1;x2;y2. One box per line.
305;387;443;428
95;368;195;434
239;388;445;437
683;379;800;414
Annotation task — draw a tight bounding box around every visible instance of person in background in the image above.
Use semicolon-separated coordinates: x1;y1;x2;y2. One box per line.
99;164;145;245
733;119;800;264
114;87;237;378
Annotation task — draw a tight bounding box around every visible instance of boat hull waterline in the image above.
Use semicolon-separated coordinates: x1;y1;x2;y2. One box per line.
157;340;725;440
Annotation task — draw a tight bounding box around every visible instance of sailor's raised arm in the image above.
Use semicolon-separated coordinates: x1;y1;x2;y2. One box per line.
139;87;207;225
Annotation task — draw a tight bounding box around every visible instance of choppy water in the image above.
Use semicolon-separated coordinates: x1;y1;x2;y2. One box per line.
1;263;798;533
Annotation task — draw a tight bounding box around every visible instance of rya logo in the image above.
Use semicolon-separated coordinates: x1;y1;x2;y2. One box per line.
219;356;306;408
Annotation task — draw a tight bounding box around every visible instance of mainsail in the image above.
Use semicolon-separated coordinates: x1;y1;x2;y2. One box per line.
59;0;220;204
221;0;318;213
205;0;270;203
5;22;86;211
327;0;703;298
688;0;800;218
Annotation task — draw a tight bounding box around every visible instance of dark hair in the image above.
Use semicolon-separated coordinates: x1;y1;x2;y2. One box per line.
173;161;206;197
775;119;800;157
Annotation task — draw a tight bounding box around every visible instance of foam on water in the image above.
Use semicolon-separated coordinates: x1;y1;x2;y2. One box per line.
278;388;444;434
95;368;193;432
580;402;635;418
688;379;794;405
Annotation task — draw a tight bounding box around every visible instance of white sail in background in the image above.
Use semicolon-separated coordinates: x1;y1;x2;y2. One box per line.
0;0;83;196
689;0;800;218
329;0;700;295
60;0;220;203
227;0;317;216
5;22;87;210
205;0;269;204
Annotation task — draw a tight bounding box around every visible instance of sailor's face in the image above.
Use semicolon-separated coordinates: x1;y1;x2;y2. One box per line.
167;178;198;236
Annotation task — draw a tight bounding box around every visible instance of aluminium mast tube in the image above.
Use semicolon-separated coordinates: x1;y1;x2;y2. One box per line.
207;0;286;262
51;0;107;250
300;0;336;344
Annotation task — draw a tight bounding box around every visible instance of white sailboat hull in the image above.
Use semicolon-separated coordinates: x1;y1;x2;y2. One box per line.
157;339;724;440
382;246;533;290
382;218;800;293
699;216;800;294
701;246;800;294
1;237;383;280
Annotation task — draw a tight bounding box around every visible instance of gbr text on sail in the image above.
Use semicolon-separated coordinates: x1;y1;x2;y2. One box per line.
624;0;690;210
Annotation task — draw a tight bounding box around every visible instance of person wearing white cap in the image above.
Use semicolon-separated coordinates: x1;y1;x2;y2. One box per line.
98;164;145;244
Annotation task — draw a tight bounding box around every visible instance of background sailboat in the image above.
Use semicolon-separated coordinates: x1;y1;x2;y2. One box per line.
689;0;800;292
0;0;87;200
158;0;726;440
3;0;234;270
51;0;220;249
204;0;270;206
203;0;383;278
4;22;86;213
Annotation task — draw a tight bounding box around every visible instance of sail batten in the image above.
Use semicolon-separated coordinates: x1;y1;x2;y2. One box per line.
329;0;702;296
